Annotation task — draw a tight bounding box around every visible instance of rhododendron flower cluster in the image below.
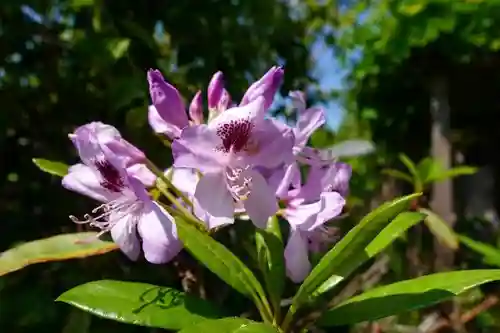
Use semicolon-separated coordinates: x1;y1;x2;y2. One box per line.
63;66;351;282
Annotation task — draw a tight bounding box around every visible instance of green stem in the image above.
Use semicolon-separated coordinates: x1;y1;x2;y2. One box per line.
145;159;193;208
281;306;296;333
155;134;172;149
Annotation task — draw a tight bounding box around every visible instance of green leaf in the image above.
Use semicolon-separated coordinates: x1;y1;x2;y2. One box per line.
317;211;425;296
57;280;223;330
32;158;69;177
319;270;500;326
458;235;500;267
398;1;427;16
365;211;426;255
178;317;277;333
398;154;420;187
176;218;271;319
255;217;285;313
428;166;478;183
420;208;458;250
69;0;94;8
416;157;443;184
290;193;421;309
381;168;414;184
108;38;131;59
0;233;118;276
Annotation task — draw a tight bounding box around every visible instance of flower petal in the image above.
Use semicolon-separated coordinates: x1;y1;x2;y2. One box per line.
294;106;325;148
243;170;278;228
285;199;322;230
274;163;301;198
148;69;188;133
62;164;114;202
194;172;234;222
172;125;224;172
138;202;183;264
127;164;156;187
241;66;284;110
193;199;233;229
170;167;199;195
246;118;295;169
209;96;266;131
148;105;182;138
284;229;311;283
110;212;141;261
314;192;345;230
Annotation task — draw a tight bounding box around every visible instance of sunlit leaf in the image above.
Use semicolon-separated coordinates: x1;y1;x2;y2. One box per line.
420;208;458;250
0;233;118;276
32;158;69;177
381;168;414;184
319;270;500;326
428;166;478;183
458;235;500;267
57;280;223;330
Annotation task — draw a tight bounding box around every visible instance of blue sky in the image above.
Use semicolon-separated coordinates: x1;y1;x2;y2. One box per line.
311;39;348;131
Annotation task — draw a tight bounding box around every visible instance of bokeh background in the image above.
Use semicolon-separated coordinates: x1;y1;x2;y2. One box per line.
2;0;500;332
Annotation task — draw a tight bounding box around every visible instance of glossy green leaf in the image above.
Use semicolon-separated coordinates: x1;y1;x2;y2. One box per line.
291;194;421;308
178;317;277;333
57;280;223;330
458;235;500;267
399;153;421;190
428;166;478;183
420;208;458;250
32;158;69;177
381;168;414;184
319;270;500;326
416;157;443;184
317;211;426;295
255;216;285;313
398;153;419;179
365;211;426;255
176;218;271;316
0;232;118;276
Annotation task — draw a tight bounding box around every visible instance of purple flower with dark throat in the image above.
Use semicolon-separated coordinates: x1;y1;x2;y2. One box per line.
63;123;181;264
172;96;295;228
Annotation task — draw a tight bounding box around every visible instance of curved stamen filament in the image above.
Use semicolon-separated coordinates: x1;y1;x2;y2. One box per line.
69;197;142;232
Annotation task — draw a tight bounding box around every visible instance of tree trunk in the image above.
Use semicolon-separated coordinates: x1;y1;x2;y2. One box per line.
429;76;455;271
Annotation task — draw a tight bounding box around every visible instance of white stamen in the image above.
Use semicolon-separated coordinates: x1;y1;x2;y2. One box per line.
225;166;253;201
69;196;143;233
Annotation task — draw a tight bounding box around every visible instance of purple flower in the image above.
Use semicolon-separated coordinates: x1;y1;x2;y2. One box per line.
282;163;351;283
241;66;284;111
189;90;204;125
169;167;233;229
147;69;189;139
208;71;224;110
172;96;295;228
207;71;233;120
63;123;181;263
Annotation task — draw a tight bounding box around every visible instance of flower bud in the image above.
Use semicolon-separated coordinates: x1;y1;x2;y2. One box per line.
189;90;204;124
208;71;224;110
